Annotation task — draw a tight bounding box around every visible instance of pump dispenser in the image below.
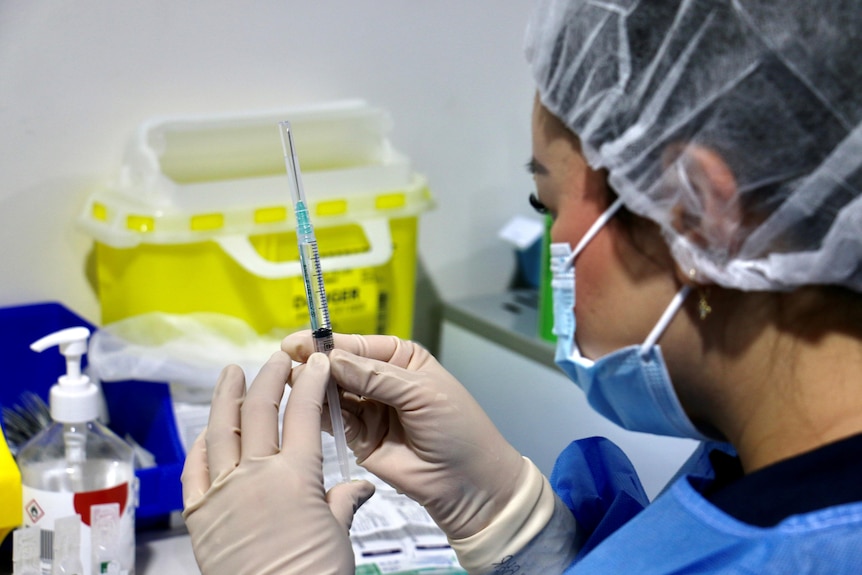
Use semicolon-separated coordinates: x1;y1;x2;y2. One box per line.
16;327;136;575
30;327;99;427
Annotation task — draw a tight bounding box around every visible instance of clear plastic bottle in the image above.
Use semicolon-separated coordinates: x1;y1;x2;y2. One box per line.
16;327;136;575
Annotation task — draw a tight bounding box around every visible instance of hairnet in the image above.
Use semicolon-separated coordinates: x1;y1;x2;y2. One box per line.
525;0;862;292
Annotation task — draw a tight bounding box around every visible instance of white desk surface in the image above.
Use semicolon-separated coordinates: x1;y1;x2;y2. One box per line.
136;515;199;575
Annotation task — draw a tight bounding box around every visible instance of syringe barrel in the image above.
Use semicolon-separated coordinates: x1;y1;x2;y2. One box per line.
298;240;331;332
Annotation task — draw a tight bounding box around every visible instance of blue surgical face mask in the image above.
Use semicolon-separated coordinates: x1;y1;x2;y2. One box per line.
551;199;710;440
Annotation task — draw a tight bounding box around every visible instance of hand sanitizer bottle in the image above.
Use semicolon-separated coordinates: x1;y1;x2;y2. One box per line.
16;327;137;575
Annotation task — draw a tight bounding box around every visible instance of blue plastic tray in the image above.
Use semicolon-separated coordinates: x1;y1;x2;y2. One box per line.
0;302;185;529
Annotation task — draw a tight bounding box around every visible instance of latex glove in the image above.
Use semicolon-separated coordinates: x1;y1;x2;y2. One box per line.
281;332;531;542
181;351;375;575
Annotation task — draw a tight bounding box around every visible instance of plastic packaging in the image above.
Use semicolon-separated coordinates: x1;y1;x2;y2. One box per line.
12;526;40;575
16;327;136;575
87;312;279;392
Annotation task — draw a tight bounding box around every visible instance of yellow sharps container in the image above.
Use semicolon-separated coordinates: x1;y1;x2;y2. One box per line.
0;425;22;544
79;101;434;339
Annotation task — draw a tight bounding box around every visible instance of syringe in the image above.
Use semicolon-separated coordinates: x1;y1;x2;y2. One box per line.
279;120;351;484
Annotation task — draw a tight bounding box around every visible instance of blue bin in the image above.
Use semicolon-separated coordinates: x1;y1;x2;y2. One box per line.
0;302;185;529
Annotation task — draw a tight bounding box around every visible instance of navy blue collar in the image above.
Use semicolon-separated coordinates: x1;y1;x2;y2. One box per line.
703;432;862;527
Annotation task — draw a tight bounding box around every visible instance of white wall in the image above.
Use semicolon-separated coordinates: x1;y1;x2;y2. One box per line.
0;2;538;324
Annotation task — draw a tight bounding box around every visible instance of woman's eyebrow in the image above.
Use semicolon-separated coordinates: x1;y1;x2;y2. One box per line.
525;157;549;176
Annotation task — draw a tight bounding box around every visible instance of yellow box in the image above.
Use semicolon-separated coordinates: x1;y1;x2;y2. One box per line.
80;102;433;338
0;426;22;544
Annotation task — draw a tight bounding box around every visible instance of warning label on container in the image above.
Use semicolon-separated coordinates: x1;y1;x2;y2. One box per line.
25;499;45;523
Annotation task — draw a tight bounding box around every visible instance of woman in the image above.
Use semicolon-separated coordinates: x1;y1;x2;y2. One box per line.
181;1;862;573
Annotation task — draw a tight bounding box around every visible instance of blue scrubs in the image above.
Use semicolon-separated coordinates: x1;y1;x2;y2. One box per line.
552;435;862;573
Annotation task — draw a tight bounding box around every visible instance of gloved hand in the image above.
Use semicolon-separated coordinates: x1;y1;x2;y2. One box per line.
181;351;375;575
281;332;532;542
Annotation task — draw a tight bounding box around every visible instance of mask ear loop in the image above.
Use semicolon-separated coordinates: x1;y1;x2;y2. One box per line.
639;285;692;357
564;197;626;268
562;195;687;358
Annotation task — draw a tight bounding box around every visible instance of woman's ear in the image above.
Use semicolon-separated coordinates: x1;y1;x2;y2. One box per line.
666;144;741;255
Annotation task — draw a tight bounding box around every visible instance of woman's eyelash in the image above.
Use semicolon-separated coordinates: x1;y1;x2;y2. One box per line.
529;193;549;214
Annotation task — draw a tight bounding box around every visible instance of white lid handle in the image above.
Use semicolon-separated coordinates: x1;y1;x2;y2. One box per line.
214;218;393;279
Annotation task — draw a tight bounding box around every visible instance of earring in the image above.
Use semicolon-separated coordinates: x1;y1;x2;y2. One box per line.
698;288;712;320
688;269;712;320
